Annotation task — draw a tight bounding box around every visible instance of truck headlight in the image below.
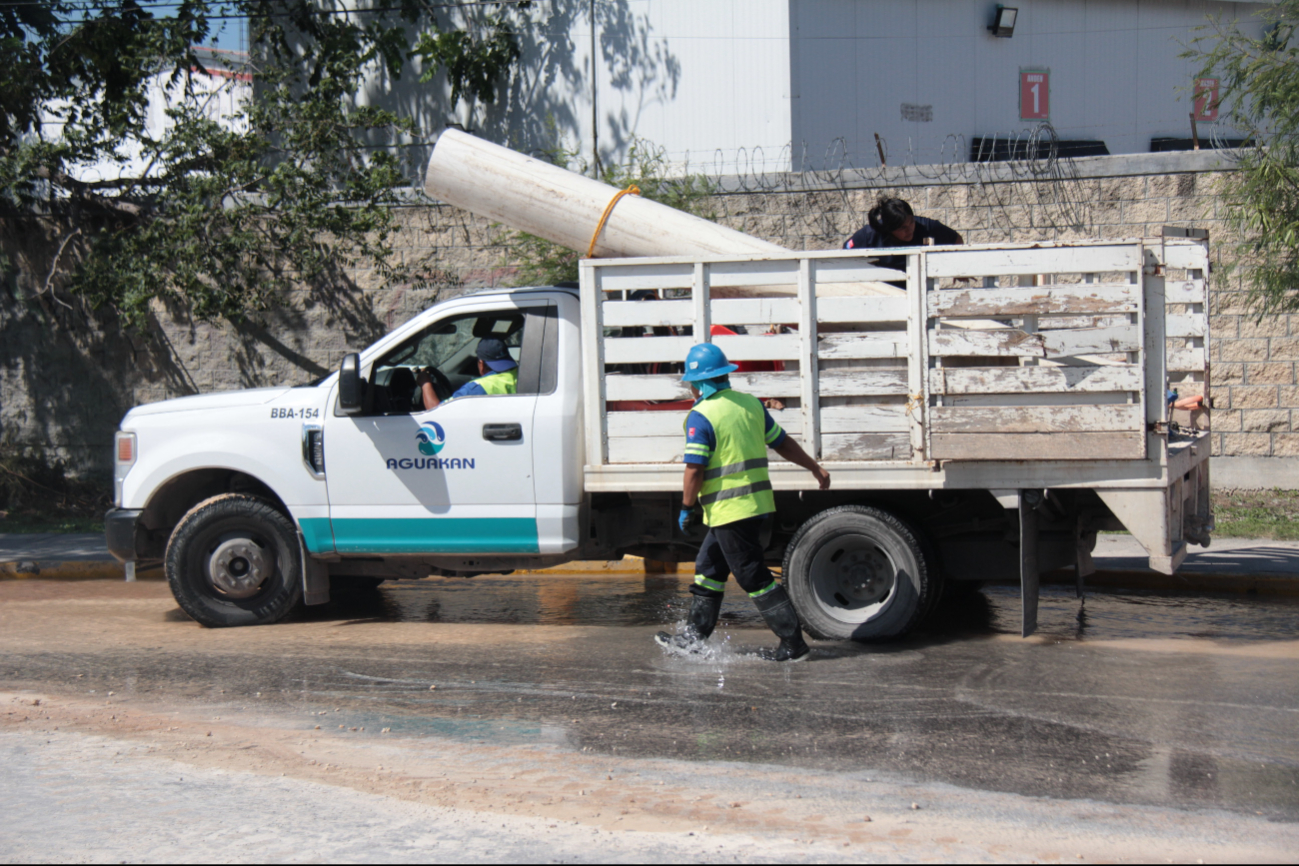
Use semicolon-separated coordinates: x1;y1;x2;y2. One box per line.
114;432;136;507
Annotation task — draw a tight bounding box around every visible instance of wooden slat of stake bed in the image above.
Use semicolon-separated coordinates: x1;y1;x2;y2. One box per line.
601;333;803;365
712;334;801;362
1167;347;1207;372
930;365;1144;395
604;375;692;402
930;431;1146;460
925;244;1143;278
928;284;1139;317
607;368;914;402
605;371;805;402
820;405;910;433
1165;281;1206;304
811;259;910;284
602;336;696;365
929;325;1141;358
1163;244;1210;271
706;259;801;287
817;333;907;360
929;404;1143;434
821;432;912;461
607;409;804;439
818;369;909;397
604;405;908;440
594;264;695;293
1166;314;1205;338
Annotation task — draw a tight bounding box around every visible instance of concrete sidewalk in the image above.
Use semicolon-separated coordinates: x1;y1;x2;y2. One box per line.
2;531;1298;594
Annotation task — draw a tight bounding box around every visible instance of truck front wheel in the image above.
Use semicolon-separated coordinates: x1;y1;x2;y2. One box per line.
783;505;937;642
165;493;303;627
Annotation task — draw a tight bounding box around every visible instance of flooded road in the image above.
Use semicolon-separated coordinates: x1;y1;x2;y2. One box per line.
2;573;1297;833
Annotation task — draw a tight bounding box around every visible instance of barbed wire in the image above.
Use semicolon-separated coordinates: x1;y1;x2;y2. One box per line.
635;124;1105;250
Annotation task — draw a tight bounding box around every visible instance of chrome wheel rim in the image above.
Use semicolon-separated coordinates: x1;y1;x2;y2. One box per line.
808;535;898;624
207;534;272;599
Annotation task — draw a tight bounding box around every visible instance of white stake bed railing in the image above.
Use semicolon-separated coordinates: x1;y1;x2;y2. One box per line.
579;236;1212;574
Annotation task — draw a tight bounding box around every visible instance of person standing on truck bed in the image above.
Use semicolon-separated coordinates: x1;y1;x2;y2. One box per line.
417;337;517;410
656;344;831;663
844;196;963;276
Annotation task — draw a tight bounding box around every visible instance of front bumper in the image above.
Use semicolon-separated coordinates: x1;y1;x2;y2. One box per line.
104;508;144;563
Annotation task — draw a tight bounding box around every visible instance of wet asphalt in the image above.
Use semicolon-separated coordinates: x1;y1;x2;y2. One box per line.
4;574;1298;823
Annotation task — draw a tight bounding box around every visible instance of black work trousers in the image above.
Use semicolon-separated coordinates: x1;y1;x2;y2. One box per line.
691;515;777;599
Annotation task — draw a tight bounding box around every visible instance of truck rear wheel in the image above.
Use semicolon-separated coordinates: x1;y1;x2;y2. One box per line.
783;505;936;642
165;493;303;627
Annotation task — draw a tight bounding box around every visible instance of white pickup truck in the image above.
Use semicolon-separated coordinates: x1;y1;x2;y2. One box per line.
105;235;1213;639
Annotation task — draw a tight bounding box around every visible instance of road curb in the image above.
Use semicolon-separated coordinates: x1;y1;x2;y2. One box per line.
0;561;164;581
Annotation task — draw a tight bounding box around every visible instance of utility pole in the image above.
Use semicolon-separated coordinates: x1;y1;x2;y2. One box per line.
590;0;601;177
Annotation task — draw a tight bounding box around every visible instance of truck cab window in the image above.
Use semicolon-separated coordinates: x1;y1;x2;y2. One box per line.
370;311;525;413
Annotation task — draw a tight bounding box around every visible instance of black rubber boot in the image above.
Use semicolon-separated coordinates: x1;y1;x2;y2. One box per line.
752;585;811;662
655;593;723;654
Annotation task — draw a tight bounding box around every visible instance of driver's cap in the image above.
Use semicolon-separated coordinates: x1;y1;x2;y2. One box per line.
477;337;518;372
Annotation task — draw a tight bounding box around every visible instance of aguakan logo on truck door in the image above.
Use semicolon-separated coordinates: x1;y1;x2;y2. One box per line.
416;423;445;455
385;421;476;470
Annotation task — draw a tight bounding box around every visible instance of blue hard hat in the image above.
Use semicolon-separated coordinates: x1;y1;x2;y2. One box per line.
682;343;738;383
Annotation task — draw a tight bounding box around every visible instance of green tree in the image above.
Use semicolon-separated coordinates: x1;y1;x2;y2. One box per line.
1;0;533;330
1187;1;1299;314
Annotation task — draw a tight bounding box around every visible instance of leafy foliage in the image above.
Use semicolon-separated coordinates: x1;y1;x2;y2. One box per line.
1186;2;1299;314
413;8;525;114
507;136;717;287
0;439;111;525
1;0;535;329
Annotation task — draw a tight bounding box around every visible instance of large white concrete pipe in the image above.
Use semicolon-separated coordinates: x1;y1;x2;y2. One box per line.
422;129;898;298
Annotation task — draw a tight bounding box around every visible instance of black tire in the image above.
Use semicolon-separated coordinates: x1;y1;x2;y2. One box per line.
782;505;937;642
165;493;303;627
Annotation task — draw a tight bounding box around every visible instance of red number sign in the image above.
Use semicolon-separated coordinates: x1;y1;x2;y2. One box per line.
1020;71;1050;120
1194;78;1219;122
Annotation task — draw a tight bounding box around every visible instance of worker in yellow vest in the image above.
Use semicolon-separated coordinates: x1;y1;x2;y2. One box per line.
656;343;830;662
418;338;518;410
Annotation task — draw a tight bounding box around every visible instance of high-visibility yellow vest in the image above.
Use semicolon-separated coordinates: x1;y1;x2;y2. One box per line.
688;390;781;527
473;368;518;395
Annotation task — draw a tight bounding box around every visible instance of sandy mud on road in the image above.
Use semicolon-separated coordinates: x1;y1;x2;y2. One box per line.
2;577;1298;862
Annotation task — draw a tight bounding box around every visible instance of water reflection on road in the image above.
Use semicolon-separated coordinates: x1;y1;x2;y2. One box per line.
303;573;1299;643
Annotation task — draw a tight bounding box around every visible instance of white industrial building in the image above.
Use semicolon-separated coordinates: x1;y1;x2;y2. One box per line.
387;0;1269;176
39;46;250;184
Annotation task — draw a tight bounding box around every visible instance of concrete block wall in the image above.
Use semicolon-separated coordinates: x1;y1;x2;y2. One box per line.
5;148;1299;487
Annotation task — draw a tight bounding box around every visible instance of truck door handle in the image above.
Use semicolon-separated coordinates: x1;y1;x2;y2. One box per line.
482;423;523;441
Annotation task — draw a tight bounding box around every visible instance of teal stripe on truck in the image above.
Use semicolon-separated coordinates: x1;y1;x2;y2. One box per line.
299;517;336;554
300;517;539;555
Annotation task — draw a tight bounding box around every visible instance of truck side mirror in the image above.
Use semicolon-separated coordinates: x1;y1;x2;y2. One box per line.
338;353;364;415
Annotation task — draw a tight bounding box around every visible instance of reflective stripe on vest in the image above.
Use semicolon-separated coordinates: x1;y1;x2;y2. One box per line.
703;457;768;481
474;368;518;395
688;389;777;527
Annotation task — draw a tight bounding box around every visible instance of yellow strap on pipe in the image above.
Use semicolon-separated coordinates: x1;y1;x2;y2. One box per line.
586;185;641;259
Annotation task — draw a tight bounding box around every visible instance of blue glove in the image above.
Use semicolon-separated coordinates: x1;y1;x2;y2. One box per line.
678;507;694;532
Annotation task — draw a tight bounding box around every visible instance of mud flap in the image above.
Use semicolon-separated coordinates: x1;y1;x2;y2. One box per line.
1020;489;1042;638
298;533;330;606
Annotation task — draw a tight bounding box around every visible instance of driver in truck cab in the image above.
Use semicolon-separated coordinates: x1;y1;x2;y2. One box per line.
417;337;518;410
656;343;831;663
